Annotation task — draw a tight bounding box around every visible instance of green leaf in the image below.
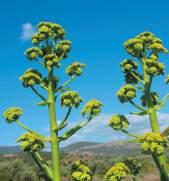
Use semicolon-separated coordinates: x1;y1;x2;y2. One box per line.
36;101;49;106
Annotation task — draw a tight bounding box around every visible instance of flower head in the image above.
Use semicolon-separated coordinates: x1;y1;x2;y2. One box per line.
70;160;92;181
19;68;42;87
104;162;130;181
25;47;43;60
124;32;167;58
108;114;129;130
116;84;136;103
124;158;141;176
137;132;166;155
66;62;85;76
55;40;71;58
120;59;138;73
145;58;164;76
17;132;45;152
43;54;60;69
60;91;83;108
3;107;23;123
81;99;103;117
124;71;142;84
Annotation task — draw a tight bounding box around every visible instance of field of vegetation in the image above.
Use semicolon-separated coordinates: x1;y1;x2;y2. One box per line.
0;141;165;180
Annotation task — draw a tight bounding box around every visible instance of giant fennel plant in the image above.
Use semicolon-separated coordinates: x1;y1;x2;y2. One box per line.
108;32;169;180
2;22;103;181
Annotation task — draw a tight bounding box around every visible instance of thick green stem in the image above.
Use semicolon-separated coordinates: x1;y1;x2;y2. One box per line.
142;61;169;180
48;68;61;181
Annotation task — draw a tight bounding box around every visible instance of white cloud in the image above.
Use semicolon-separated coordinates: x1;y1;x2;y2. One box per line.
21;23;34;41
43;112;169;147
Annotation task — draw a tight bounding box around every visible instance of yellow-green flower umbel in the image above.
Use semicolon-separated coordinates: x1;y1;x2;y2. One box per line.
66;62;85;76
60;91;83;108
3;107;23;123
19;68;42;87
81;99;103;117
108;114;129;130
17;132;45;152
104;162;130;181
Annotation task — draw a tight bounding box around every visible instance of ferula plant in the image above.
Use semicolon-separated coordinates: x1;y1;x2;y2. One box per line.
108;32;169;180
2;22;103;181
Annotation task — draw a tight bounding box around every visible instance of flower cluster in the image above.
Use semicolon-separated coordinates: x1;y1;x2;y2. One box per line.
140;92;159;107
124;32;167;58
138;132;167;155
55;40;71;58
25;47;43;60
70;160;92;181
19;68;42;87
60;91;83;108
81;99;103;117
108;114;129;130
32;22;65;44
120;59;138;73
66;62;85;76
145;58;164;76
116;84;136;103
17;132;45;152
104;162;130;181
123;158;141;176
3;107;23;123
43;54;60;69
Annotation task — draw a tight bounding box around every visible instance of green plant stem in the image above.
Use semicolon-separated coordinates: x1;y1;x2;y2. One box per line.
31;152;53;180
48;68;61;181
142;60;169;180
121;129;138;138
55;75;76;92
129;100;147;112
130;71;145;85
31;86;46;101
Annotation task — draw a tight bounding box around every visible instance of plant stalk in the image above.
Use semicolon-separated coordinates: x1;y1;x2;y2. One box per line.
48;68;61;181
142;61;169;180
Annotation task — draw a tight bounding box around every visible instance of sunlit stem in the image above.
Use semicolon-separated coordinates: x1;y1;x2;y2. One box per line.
31;86;46;101
130;71;145;85
121;129;139;138
129;100;147;112
55;75;76;92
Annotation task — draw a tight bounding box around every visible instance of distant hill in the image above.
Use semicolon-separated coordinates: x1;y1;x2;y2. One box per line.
62;141;141;156
0;141;141;156
0;146;20;154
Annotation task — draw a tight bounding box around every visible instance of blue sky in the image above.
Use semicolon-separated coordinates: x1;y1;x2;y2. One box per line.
1;0;169;146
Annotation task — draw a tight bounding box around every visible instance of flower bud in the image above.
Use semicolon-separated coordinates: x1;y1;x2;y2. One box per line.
104;162;130;181
145;59;164;76
17;132;45;152
66;62;85;76
138;132;166;155
19;68;42;87
120;59;138;73
3;107;23;123
70;160;92;181
123;158;141;176
81;99;103;117
25;47;43;60
60;91;83;108
108;114;129;130
43;54;60;69
55;40;71;58
116;84;136;103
